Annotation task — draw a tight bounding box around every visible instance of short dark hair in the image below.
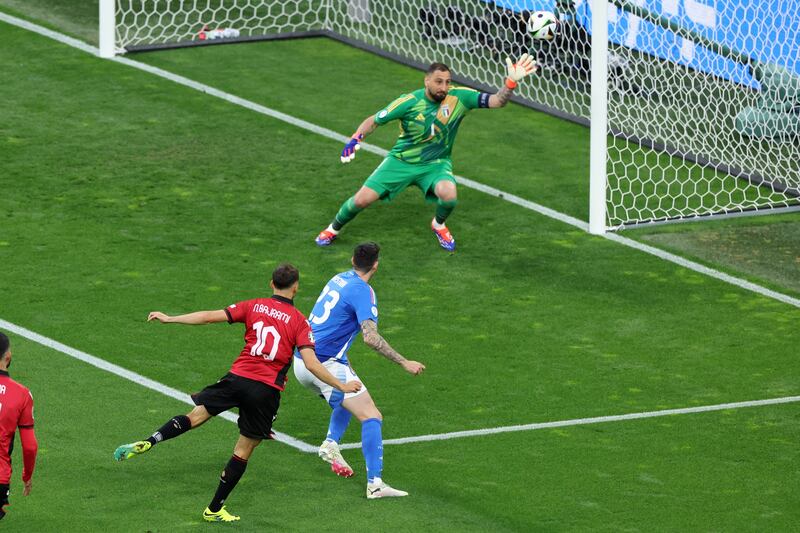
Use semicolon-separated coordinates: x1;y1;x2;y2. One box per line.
272;263;300;289
0;332;9;357
426;62;451;75
353;242;380;272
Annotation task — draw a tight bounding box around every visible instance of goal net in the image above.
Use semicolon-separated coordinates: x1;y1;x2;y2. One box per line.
598;0;800;228
113;1;327;52
108;0;800;230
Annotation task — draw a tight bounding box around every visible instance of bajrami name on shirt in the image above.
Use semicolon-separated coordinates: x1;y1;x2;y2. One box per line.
251;303;291;324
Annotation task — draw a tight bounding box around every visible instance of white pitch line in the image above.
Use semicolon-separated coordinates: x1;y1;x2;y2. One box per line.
5;316;800;453
338;394;800;449
0;318;317;453
1;12;797;309
3;14;800;451
603;233;800;308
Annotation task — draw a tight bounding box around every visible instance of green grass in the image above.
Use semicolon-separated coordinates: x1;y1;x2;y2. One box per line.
636;214;800;296
2;0;797;295
1;12;800;531
0;0;98;43
11;337;515;532
129;35;800;298
12;335;800;531
325;0;800;225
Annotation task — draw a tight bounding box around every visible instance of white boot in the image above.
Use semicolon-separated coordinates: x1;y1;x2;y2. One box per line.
318;440;354;478
366;477;409;499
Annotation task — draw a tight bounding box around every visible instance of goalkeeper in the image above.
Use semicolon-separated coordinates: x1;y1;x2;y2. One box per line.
316;55;537;251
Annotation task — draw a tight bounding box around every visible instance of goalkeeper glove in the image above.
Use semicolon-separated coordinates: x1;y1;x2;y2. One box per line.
340;134;363;163
504;53;537;89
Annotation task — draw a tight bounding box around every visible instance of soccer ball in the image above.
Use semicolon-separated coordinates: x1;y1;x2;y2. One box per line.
527;11;558;40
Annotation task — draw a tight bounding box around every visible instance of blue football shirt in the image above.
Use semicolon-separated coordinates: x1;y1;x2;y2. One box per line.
307;270;378;364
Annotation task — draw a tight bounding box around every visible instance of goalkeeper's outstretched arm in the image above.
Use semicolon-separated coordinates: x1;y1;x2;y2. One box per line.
489;85;515;109
353;114;379;139
489;53;537;108
341;115;380;163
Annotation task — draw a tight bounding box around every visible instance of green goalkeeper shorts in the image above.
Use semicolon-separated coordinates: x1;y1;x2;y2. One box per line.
363;156;456;202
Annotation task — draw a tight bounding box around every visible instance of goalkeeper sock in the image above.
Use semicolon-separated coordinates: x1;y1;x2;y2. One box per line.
326;404;352;443
332;196;364;230
434;198;458;225
146;415;191;446
208;454;248;513
361;418;383;483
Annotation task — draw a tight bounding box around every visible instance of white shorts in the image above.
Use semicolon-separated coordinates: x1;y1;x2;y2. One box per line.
293;356;367;408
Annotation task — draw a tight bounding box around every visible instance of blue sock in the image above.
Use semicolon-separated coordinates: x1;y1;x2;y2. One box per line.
361;418;383;483
326;404;352;443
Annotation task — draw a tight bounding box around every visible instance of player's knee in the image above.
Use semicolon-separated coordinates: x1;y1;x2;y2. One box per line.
234;436;261;459
353;187;379;209
436;189;458;203
435;182;458;202
353;194;373;209
354;407;382;422
187;406;210;427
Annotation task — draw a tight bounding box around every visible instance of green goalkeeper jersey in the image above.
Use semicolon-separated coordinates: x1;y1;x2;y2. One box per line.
373;87;489;164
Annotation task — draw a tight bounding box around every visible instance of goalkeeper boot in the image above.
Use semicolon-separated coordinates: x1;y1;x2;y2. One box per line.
114;440;152;461
203;506;240;522
431;220;456;251
315;228;338;247
318;440;354;478
366;477;409;499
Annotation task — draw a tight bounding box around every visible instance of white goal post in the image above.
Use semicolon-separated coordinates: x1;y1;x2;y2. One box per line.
98;0;115;58
589;0;608;235
99;0;800;233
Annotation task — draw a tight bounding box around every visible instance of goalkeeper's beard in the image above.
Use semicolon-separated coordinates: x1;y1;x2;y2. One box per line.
427;89;447;102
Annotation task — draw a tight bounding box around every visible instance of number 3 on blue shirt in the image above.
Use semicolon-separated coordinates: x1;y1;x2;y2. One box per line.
310;285;340;325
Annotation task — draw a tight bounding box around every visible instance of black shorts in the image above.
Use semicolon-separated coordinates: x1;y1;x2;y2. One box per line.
0;483;9;519
192;373;281;440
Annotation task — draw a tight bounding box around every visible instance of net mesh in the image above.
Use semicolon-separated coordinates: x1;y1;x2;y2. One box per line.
116;1;325;50
114;0;800;229
602;0;800;227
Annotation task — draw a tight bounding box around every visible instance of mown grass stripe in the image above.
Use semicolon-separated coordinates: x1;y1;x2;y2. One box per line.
1;11;797;309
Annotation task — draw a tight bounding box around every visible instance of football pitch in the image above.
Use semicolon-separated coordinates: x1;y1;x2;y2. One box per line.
2;10;800;532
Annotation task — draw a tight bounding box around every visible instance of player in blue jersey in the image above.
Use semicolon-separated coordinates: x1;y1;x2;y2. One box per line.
293;242;425;499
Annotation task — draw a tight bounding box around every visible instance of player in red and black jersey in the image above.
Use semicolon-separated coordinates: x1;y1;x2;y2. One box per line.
113;264;361;523
0;332;38;521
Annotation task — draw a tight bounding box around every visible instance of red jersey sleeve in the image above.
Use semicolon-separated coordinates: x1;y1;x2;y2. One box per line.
225;300;250;324
295;314;315;350
18;389;34;428
20;428;37;482
19;389;37;482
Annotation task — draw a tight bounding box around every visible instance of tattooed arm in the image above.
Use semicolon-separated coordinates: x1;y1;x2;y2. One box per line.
360;320;425;375
353;114;379;139
488;85;515;108
360;319;404;363
489;53;538;108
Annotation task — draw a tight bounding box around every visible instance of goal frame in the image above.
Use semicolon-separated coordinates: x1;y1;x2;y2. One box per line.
98;0;800;234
